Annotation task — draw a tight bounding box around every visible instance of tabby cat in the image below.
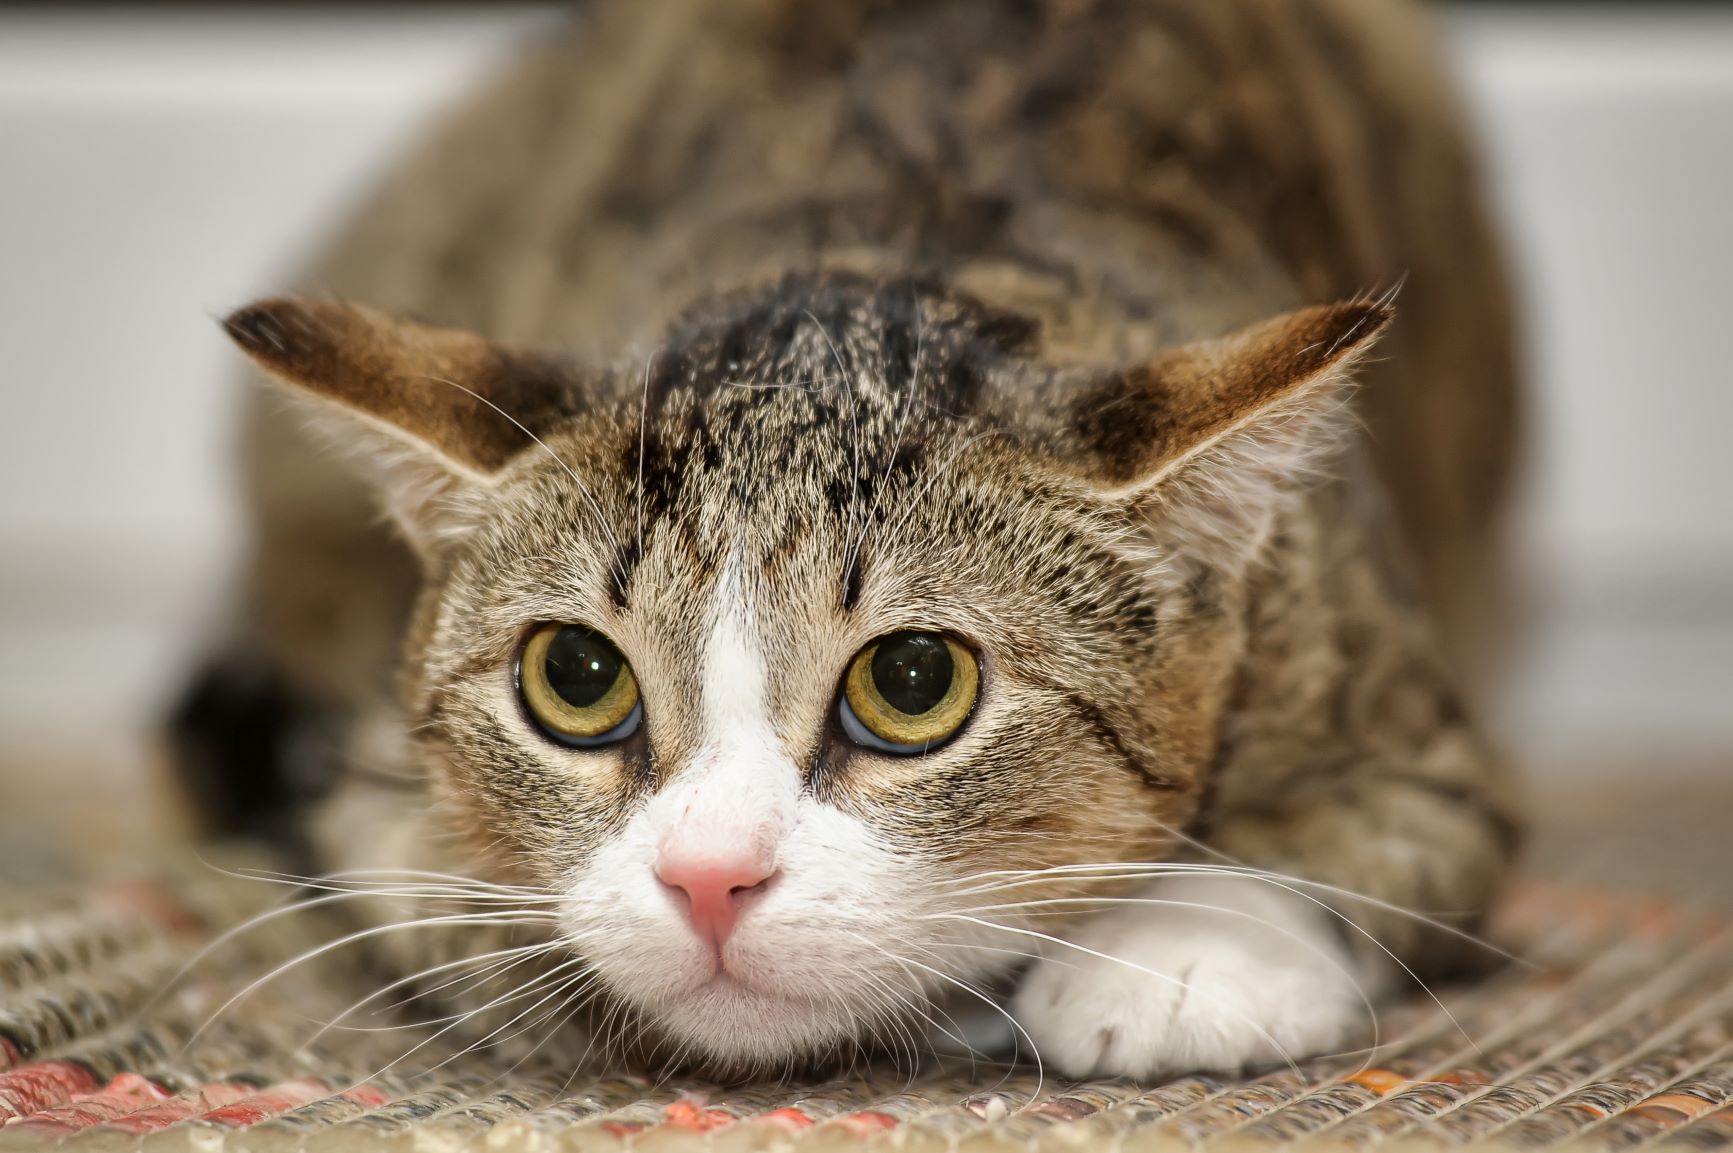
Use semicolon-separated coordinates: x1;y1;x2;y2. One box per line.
172;0;1523;1078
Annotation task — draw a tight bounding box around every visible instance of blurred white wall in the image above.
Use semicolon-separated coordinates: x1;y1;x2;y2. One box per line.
0;5;1729;770
1444;7;1733;763
0;8;557;757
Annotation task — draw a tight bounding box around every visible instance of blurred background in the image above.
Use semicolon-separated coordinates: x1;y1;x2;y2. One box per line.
1;5;1729;878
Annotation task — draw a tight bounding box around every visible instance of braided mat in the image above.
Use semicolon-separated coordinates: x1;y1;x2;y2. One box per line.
2;845;1730;1151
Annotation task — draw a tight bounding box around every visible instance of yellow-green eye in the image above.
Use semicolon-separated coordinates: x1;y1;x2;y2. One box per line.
519;623;642;747
839;631;978;754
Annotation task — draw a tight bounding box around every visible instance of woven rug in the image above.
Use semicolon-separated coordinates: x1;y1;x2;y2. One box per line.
2;800;1731;1150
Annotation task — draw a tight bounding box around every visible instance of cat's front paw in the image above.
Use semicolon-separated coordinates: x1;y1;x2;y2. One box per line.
1010;874;1367;1079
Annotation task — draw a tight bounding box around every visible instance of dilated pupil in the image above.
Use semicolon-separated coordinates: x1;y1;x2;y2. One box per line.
871;632;954;716
544;625;621;708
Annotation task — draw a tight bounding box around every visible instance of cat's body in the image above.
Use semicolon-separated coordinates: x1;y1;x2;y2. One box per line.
174;0;1522;1078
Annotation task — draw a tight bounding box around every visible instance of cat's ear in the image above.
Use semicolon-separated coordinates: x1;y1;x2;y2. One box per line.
1064;300;1391;565
224;297;584;555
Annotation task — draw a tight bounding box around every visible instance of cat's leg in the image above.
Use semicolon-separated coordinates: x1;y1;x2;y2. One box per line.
1010;740;1515;1079
1010;873;1366;1079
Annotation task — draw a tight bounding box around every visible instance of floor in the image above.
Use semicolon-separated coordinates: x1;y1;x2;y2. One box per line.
1;752;1730;1148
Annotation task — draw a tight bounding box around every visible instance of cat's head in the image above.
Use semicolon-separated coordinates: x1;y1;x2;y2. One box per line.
225;272;1386;1071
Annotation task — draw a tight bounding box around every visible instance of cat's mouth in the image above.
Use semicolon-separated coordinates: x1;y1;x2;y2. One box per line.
689;961;812;1005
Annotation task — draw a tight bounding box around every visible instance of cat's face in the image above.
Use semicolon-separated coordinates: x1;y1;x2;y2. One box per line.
226;273;1385;1070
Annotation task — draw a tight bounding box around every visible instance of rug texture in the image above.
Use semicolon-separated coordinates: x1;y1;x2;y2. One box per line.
1;821;1730;1151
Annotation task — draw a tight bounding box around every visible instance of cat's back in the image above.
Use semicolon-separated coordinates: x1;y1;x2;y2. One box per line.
316;0;1504;331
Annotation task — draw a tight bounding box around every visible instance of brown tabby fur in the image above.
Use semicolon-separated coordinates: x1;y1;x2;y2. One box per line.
186;0;1523;1072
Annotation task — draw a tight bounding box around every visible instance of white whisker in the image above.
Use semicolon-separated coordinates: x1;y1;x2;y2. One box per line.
182;908;561;1052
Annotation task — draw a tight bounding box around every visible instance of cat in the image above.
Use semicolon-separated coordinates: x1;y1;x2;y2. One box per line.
171;0;1523;1079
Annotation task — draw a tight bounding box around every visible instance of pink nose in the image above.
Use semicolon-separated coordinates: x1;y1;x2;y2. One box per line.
654;848;779;950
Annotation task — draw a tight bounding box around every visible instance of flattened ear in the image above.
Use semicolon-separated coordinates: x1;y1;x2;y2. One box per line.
224;297;585;555
1066;300;1391;562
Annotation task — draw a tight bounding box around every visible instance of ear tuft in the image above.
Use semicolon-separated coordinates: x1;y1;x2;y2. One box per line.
225;296;289;355
1238;300;1392;396
222;299;296;358
223;298;372;410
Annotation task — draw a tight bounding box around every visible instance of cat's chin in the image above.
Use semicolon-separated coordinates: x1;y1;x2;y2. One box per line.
633;971;864;1070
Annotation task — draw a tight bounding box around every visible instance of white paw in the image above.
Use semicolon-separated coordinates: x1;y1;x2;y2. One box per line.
1010;874;1368;1079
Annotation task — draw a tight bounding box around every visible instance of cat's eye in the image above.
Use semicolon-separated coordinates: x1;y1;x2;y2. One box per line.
518;623;642;747
838;631;978;754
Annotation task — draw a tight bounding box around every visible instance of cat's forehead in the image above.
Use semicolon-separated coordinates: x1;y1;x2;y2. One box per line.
629;273;1039;546
647;271;1038;412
